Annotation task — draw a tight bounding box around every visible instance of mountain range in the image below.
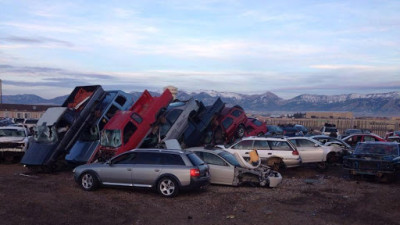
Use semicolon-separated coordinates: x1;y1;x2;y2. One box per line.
2;90;400;116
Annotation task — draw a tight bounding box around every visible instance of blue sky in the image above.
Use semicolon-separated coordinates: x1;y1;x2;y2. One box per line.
0;0;399;99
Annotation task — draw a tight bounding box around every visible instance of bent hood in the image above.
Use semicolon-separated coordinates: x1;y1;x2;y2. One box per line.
0;137;26;143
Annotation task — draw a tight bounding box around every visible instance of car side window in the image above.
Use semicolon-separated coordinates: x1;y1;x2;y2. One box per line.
231;110;242;117
123;121;137;144
222;117;233;129
166;109;183;124
269;141;292;151
112;152;136;164
203;152;226;166
132;152;161;164
232;140;253;149
298;139;315;147
161;154;185;165
115;95;127;106
254;140;270;150
363;136;375;142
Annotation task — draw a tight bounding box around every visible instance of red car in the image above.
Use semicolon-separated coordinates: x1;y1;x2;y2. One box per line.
245;117;267;137
89;89;173;162
342;133;386;149
214;105;248;144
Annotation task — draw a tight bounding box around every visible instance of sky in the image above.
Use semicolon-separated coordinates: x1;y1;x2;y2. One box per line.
0;0;399;99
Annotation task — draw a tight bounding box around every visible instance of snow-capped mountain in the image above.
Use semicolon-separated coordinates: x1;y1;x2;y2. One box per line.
2;91;400;116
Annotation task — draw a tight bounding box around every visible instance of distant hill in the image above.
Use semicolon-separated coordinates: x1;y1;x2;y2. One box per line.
3;91;400;116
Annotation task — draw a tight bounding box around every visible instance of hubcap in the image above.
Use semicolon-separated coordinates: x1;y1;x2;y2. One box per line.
81;174;93;189
237;127;244;137
160;179;175;196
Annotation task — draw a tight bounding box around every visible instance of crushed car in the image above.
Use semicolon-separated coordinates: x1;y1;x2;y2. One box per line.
20;85;106;171
65;90;135;164
288;137;343;170
343;142;400;182
187;147;282;187
181;98;224;148
245;117;267;137
341;133;386;149
214;105;248;144
0;126;30;162
89;89;173;162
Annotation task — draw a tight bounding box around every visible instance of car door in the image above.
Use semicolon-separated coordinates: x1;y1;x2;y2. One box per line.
130;152;162;187
292;139;324;163
253;140;272;160
100;152;135;186
200;152;234;185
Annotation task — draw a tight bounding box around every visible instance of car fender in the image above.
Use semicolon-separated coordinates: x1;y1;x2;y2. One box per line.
80;169;103;184
153;173;182;188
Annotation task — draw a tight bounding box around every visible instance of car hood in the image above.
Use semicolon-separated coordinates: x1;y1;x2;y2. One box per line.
0;137;26;143
347;154;398;161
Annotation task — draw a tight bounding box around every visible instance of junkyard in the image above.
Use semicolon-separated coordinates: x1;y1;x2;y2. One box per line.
1;85;400;225
1;163;399;225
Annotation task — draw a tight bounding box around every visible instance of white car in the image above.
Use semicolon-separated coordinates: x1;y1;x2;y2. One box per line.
187;147;282;187
217;136;301;171
287;137;343;169
0;126;30;161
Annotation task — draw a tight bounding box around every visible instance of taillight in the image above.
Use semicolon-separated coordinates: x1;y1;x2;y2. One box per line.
190;168;200;177
292;149;299;155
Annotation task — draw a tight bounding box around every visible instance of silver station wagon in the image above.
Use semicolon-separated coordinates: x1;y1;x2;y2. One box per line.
73;149;210;197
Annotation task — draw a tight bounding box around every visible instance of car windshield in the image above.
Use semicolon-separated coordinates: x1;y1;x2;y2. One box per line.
100;129;122;147
219;151;241;167
325;127;338;132
0;129;26;137
355;143;399;155
33;125;58;143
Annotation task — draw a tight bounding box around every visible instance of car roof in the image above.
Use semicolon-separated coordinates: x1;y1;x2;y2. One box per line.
359;141;398;146
240;136;288;141
186;147;225;155
1;126;26;131
125;148;186;154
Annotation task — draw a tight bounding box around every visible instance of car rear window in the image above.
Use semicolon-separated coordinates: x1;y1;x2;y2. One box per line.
253;119;263;126
186;152;205;166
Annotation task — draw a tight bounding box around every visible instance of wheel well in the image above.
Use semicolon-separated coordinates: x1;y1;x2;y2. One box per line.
266;157;283;166
154;174;181;189
81;170;102;183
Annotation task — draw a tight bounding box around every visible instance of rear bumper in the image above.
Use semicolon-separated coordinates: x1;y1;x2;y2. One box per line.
283;158;302;168
182;176;210;190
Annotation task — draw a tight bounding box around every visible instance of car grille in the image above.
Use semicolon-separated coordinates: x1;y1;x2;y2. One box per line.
0;143;24;149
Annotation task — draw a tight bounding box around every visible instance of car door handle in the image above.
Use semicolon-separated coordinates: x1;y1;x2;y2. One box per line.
127;168;132;171
245;152;249;154
154;169;160;172
268;153;272;155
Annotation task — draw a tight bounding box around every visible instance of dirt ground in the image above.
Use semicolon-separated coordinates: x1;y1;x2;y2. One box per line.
0;163;399;225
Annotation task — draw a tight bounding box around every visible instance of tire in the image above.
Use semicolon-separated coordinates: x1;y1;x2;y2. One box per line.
157;177;179;197
80;172;99;191
326;152;338;164
236;125;245;138
316;162;328;171
267;158;282;171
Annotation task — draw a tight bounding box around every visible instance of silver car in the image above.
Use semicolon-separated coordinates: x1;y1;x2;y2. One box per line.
73;149;210;197
187;147;282;187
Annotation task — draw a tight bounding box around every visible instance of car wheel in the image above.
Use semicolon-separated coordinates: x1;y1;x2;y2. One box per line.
80;172;99;191
316;162;328;171
236;125;245;138
267;158;282;171
158;177;179;197
326;152;338;164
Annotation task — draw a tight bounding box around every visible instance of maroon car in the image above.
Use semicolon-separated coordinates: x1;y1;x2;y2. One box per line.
214;105;248;144
342;133;386;149
245;117;267;137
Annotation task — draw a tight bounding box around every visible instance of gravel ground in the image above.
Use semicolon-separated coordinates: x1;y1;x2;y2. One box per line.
0;163;399;225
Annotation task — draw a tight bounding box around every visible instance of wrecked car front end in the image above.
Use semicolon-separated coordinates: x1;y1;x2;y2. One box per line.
343;142;400;180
